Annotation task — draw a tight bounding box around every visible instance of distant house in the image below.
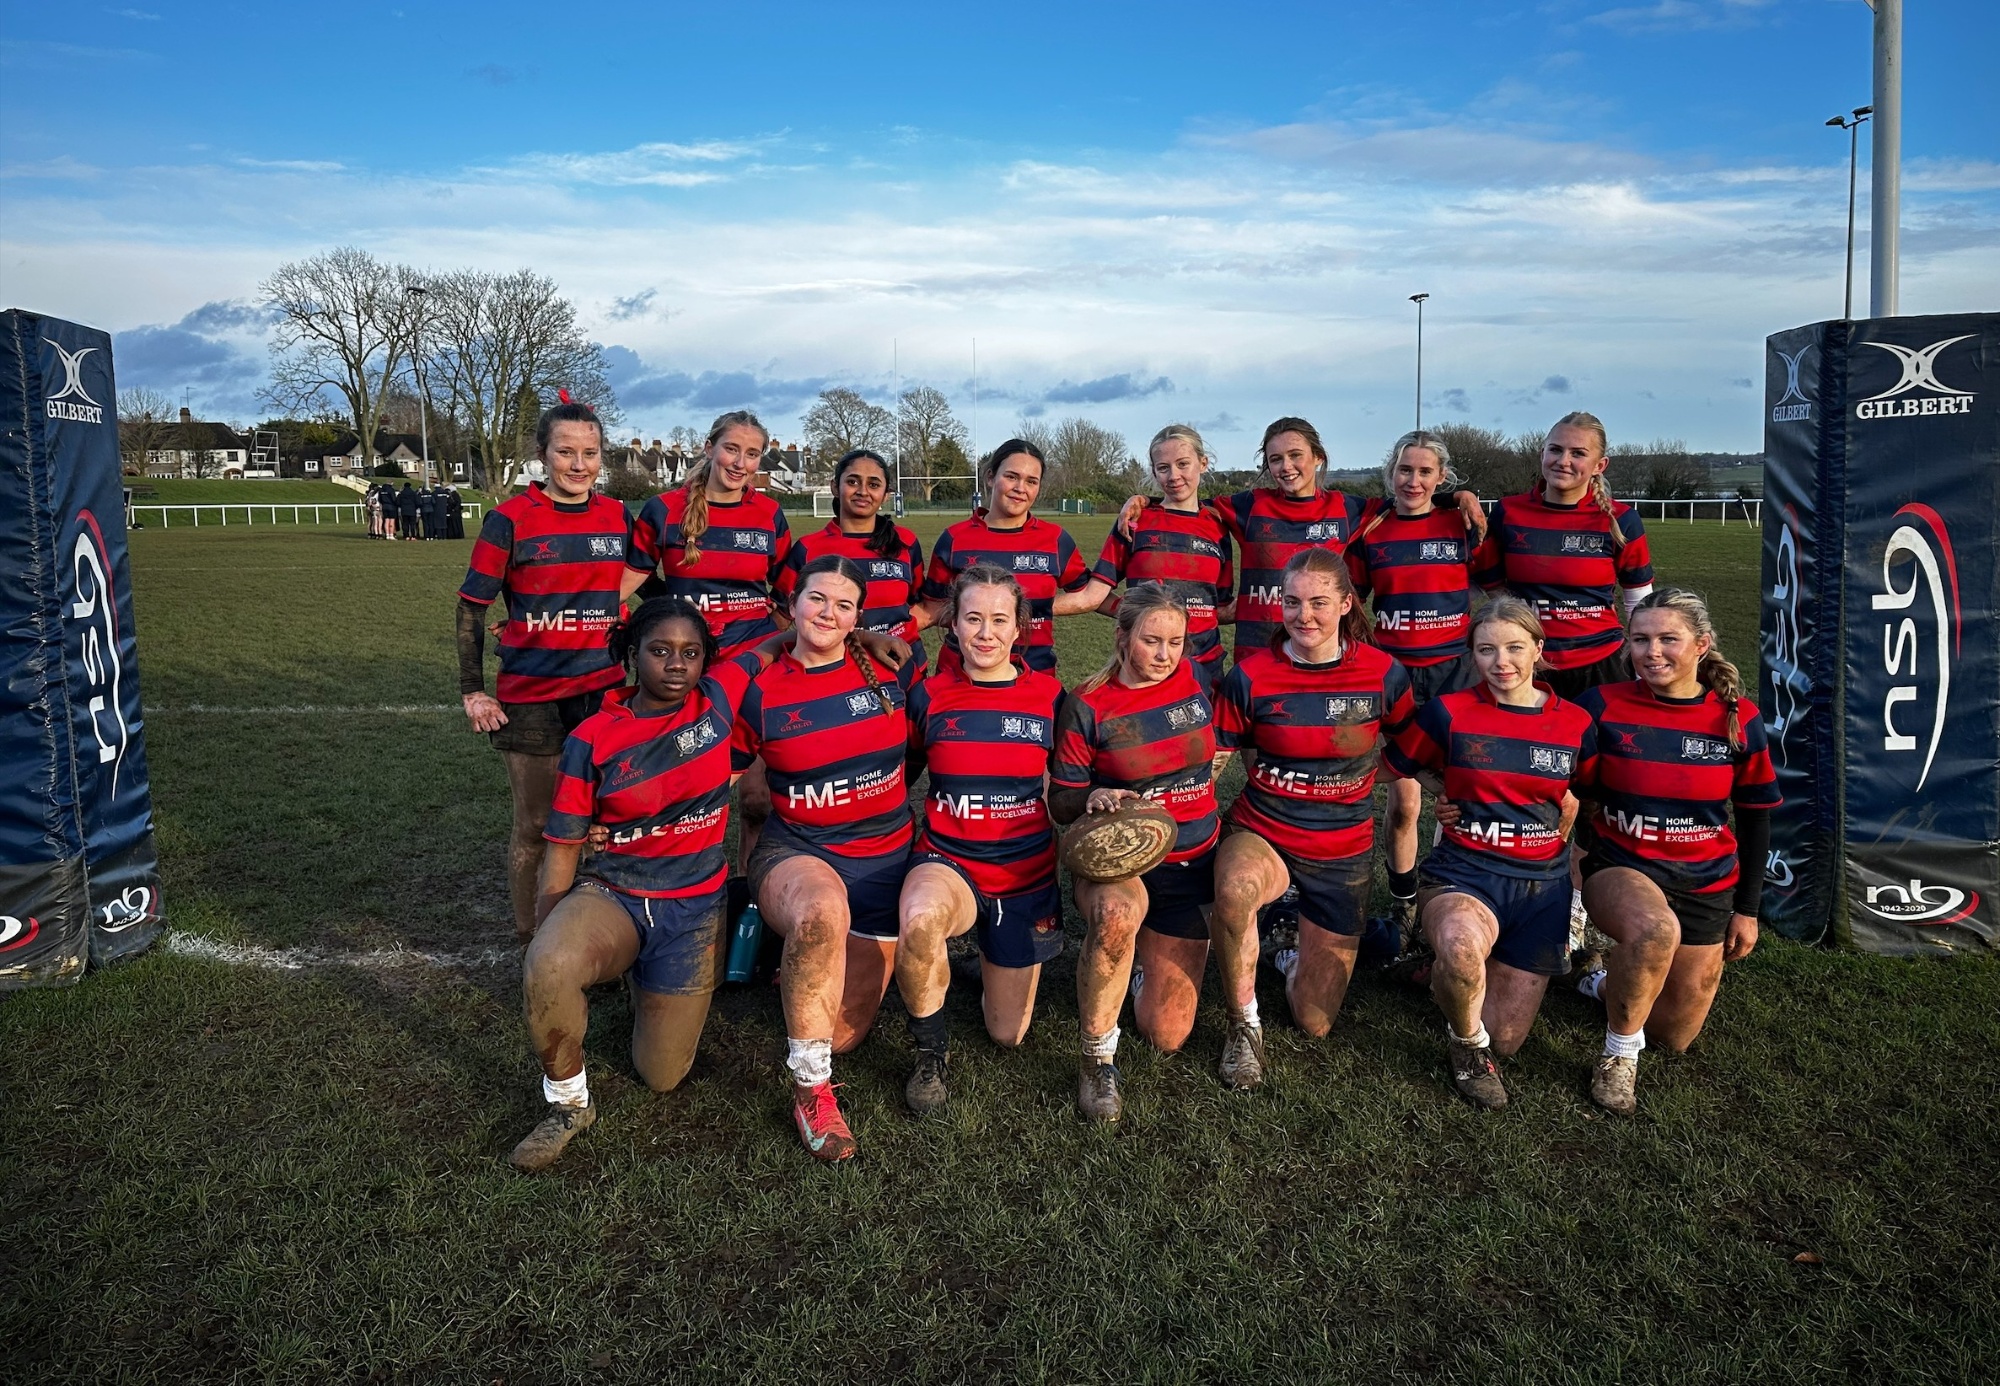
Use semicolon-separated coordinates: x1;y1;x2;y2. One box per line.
313;430;439;482
144;409;250;479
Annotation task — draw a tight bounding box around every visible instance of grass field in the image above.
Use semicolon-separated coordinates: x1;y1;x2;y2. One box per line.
4;515;1997;1384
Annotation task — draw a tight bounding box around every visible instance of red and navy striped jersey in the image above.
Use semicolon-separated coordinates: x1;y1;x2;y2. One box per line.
1474;490;1652;670
908;665;1066;896
732;647;919;858
1387;683;1599;877
1346;508;1481;666
1575;682;1781;896
1213;487;1373;656
457;483;632;703
627;489;793;656
1093;501;1235;668
542;655;760;897
1216;643;1416;860
923;512;1090;673
1051;662;1218;862
777;521;926;642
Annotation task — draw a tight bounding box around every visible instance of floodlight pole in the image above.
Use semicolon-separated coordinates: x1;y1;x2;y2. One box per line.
1826;108;1871;320
892;339;901;505
1409;293;1429;430
1865;0;1900;317
970;337;980;511
407;284;431;484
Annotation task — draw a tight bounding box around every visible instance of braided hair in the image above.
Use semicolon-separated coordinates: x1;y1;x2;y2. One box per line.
793;553;896;716
1632;588;1745;749
834;448;901;557
608;594;715;672
1546;410;1626;552
1077;584;1189;695
1272;546;1375;652
681;409;770;565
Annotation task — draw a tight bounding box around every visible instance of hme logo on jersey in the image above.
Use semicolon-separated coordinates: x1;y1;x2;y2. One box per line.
1867;504;1960;791
1771;345;1814;424
1603;807;1662;842
523;608;612;633
1861;877;1981;926
788;778;853;809
44;340;105;424
1853;336;1977;421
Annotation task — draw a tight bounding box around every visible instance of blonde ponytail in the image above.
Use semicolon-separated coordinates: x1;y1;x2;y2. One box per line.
1547;410;1624;552
1633;588;1743;748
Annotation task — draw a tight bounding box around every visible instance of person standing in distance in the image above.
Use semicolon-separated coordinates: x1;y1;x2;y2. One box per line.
457;398;632;941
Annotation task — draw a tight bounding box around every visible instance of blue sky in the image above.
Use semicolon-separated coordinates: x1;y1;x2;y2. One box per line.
3;0;1995;462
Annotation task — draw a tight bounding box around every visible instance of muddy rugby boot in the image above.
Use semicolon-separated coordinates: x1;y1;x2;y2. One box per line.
1077;1058;1124;1123
1590;1054;1639;1116
1447;1037;1509;1111
905;1049;949;1116
792;1081;857;1162
1218;1016;1266;1091
508;1099;597;1172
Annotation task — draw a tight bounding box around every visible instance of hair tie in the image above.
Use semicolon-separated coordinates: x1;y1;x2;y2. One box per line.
557;388;574;405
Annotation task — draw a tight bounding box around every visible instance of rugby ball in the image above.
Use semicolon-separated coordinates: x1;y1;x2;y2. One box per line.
1060;801;1178;884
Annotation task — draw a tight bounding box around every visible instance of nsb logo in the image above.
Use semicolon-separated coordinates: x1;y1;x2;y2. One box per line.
1765;505;1808;766
0;914;42;952
99;885;154;933
1867;504;1960;790
71;513;130;794
1861;877;1980;926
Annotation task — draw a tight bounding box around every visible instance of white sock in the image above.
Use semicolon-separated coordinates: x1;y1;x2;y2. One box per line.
1603;1026;1646;1061
1274;948;1299;981
786;1037;833;1088
1082;1026;1121;1062
1449;1022;1493;1050
543;1069;589;1108
1128;965;1144;1003
1237;997;1261;1029
1577;967;1607;1000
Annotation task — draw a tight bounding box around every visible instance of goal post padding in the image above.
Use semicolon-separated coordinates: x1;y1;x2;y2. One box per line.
1758;312;1998;956
0;309;165;988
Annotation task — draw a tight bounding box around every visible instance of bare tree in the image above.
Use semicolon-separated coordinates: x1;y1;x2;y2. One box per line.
1433;423;1541;499
802;388;894;479
116;387;173;475
896;385;970;502
261;247;421;473
1033;416;1140;503
176;411;219;479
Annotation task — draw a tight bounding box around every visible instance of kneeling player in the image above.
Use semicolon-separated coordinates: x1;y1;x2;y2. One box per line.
1386;598;1599;1110
1572;589;1778;1114
1210;549;1414;1086
895;565;1067;1113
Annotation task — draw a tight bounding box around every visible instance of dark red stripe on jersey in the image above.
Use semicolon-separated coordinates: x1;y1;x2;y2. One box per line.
1348;508;1480;666
627;490;792;655
733;648;919;857
543;657;759;897
1474;491;1653;669
1093;502;1234;663
1576;682;1781;895
1216;643;1415;859
457;483;631;703
1387;683;1599;875
909;666;1065;897
778;522;926;641
1214;488;1372;656
923;513;1090;673
1051;662;1218;861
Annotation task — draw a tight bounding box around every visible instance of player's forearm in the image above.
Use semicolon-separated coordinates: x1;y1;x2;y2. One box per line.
456;599;489;696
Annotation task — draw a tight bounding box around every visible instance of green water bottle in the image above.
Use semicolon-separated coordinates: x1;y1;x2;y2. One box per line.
726;902;764;984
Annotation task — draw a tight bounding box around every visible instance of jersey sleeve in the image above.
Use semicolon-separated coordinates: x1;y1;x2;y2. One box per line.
1731;700;1783;809
1211;492;1249;547
774;537;807;606
1050;692;1100;790
457;508;515;605
706;652;764;720
542;728;600;844
1093;524;1132;586
1385;695;1450;779
904;535;926;605
767;505;794;587
1055;527;1092;593
1379;658;1416;738
730;677;765;771
1570;715;1601;792
1471;502;1506;589
1345;527;1374;597
627;494;668;574
1215;521;1235;599
921;528;957;602
1615;510;1654;588
1214;663;1254;750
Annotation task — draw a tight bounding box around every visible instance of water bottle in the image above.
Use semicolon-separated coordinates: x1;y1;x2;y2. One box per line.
726;902;765;984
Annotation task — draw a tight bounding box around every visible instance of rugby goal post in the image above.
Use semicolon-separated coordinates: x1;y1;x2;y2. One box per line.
811;488;836;519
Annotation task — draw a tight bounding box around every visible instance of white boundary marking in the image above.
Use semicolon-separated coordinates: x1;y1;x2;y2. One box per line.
147;704;459;715
166;933;514;972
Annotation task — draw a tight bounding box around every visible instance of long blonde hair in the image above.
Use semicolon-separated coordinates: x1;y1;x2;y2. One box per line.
1546;410;1625;552
1077;584;1189;695
1632;588;1745;749
1357;429;1465;543
681;409;769;565
1148;423;1210;494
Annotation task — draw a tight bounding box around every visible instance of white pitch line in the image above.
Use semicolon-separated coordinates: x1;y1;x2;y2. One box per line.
166;933;515;972
147;704;458;715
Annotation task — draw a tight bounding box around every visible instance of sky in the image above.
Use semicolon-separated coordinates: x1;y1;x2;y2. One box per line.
2;0;1995;466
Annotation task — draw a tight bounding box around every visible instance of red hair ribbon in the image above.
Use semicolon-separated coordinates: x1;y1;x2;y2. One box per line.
557;388;574;405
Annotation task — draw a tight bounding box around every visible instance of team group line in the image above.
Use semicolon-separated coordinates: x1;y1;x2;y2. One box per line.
453;401;1777;1169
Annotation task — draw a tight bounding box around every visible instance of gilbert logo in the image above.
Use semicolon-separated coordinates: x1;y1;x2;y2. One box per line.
1772;345;1813;423
45;340;105;424
1861;877;1980;926
1854;335;1976;420
1868;503;1960;790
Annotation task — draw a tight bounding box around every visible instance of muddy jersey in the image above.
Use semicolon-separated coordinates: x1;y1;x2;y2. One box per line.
909;665;1066;897
1474;490;1652;670
1346;507;1481;666
1093;501;1234;672
1575;682;1780;896
1213;487;1373;656
458;483;631;703
1052;662;1218;863
778;521;926;643
923;512;1090;673
627;489;792;656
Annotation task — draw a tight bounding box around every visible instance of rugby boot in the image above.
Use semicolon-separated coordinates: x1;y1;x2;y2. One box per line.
905;1049;949;1116
792;1081;857;1162
507;1099;596;1172
1218;1015;1266;1091
1447;1038;1509;1111
1077;1058;1124;1123
1590;1054;1639;1116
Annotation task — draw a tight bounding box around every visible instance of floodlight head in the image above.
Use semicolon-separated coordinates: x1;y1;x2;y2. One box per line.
1410;292;1429;304
1826;115;1846;127
1854;105;1873;117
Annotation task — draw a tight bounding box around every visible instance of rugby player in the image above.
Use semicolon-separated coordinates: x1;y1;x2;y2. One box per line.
777;448;930;651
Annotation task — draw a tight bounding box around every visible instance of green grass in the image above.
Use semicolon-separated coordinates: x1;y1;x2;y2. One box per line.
3;518;1996;1384
132;480;367;504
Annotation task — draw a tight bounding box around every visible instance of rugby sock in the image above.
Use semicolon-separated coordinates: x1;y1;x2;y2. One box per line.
1274;948;1299;982
1603;1026;1646;1061
1128;965;1144;1004
786;1037;834;1088
1237;997;1262;1030
1448;1022;1493;1050
1388;868;1419;902
1577;968;1607;1000
1082;1026;1121;1062
543;1069;589;1109
907;1005;949;1056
